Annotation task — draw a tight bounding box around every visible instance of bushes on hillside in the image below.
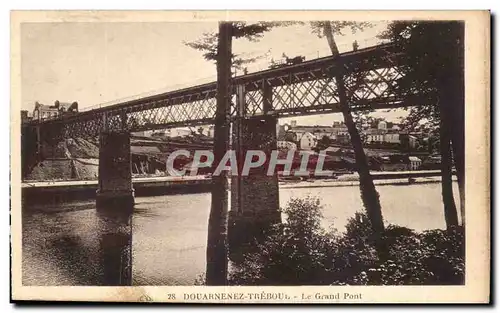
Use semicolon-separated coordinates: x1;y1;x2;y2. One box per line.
228;197;464;286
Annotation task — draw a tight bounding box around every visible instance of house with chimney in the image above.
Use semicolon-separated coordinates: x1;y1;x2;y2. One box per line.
282;120;350;149
365;120;417;149
32;100;79;121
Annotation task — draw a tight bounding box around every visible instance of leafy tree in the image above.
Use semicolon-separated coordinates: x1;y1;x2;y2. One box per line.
185;21;301;285
283;131;297;143
310;21;387;257
229;197;341;285
309;21;373;55
315;135;332;152
379;21;464;227
229;197;465;286
184;22;302;71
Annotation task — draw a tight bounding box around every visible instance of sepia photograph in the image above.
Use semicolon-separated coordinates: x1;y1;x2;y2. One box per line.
11;10;490;303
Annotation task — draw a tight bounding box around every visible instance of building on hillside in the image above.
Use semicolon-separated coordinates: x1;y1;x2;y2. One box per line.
32;100;79;121
133;130;153;137
277;141;297;150
323;146;346;155
172;128;193;137
288;120;348;144
207;126;215;137
421;154;441;170
366;130;417;149
55;100;79;114
33;102;58;120
409;156;422;170
386;132;418;148
384;132;402;144
21;110;31;123
376;155;410;171
299;132;317;150
336;134;351;145
365;128;387;143
151;128;193;138
331;121;349;137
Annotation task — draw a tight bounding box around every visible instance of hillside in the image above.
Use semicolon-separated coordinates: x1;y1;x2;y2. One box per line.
26;138;99;181
24;135;213;181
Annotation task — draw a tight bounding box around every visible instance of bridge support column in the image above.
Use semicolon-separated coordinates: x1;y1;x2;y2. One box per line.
96;131;134;210
229;114;281;257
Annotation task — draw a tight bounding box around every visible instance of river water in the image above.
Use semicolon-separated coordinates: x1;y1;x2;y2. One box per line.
22;182;459;286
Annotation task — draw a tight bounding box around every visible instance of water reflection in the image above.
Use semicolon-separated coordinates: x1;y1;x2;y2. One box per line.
22;182;458;286
96;208;133;286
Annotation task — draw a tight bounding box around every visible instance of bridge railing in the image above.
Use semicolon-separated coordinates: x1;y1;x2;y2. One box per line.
73;37;391;114
24;40;411;137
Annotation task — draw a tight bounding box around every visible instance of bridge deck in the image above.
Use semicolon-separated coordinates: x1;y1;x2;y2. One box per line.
23;42;429;138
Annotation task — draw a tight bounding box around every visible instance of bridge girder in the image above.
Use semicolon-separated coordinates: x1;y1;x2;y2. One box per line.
24;43;433;139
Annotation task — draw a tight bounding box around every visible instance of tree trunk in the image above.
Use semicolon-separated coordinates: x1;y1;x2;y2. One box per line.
206;21;232;285
322;22;385;247
449;83;465;226
449;22;466;226
438;100;459;229
439;21;464;227
450;114;465;227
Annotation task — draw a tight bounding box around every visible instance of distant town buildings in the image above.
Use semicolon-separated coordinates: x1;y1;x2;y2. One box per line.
365;120;417;149
146;125;215;140
151;128;194;138
21;110;30;123
278;120;350;149
283;118;420;155
409;156;423;170
277;141;297;150
299;132;317;150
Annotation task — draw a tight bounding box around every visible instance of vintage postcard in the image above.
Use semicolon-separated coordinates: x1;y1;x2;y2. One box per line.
10;10;490;303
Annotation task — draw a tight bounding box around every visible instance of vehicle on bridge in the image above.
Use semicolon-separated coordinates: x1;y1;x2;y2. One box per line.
269;53;306;69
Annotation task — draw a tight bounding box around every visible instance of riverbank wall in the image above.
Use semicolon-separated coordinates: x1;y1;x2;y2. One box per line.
21;170;449;205
21;176;212;205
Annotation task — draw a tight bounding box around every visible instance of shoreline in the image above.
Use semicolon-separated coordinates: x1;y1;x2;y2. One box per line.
21;170;449;204
279;177;447;189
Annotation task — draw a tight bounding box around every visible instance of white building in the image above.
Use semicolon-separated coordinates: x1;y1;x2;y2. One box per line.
391;133;418;149
384;133;401;144
132;130;153;137
408;135;417;148
366;132;418;149
409;156;422;170
291;124;346;143
299;132;317;150
152;128;193;138
365;128;387;143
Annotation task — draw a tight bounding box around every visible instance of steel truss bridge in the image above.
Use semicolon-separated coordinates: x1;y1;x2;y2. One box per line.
23;43;430;140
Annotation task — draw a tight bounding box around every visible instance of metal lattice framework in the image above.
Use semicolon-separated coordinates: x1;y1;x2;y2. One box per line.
25;43;431;140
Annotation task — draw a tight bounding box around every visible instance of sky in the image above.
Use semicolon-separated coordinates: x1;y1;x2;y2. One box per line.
21;21;407;126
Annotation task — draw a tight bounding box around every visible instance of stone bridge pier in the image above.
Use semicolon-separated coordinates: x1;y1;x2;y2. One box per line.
229;85;281;256
96;131;135;211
